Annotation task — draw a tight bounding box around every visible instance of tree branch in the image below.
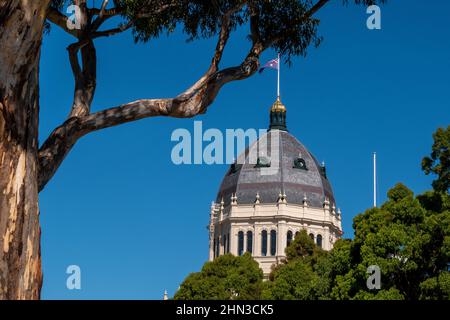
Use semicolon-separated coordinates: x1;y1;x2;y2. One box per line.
91;1;180;38
46;7;78;37
307;0;331;17
38;0;330;191
38;23;260;192
263;0;331;50
66;40;97;118
99;0;110;18
91;21;133;39
89;7;122;16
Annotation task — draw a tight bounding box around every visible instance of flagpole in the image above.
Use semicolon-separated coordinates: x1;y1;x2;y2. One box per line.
373;152;377;207
277;53;280;98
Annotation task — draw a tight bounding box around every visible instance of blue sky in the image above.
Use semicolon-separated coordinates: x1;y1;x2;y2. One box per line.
39;1;450;299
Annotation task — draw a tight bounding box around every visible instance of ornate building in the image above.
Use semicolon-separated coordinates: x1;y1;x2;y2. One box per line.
208;98;343;276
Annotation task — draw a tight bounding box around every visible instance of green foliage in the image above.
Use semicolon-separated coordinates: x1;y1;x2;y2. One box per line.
387;183;414;202
175;186;449;300
263;230;330;299
264;259;322;300
173;253;263;300
340;184;450;300
251;0;321;63
47;0;388;63
117;0;321;62
284;229;318;261
353;287;404;300
422;125;450;193
419;272;450;300
264;183;450;300
176;127;450;300
117;0;387;63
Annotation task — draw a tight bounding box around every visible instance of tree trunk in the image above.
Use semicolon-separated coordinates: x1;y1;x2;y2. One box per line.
0;0;49;299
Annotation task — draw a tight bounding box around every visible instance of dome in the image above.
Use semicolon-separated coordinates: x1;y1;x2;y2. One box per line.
216;99;335;209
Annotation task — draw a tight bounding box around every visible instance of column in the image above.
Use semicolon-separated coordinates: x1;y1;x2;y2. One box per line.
277;221;287;258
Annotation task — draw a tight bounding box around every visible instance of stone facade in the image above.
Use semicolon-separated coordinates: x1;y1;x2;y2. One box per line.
208;195;342;276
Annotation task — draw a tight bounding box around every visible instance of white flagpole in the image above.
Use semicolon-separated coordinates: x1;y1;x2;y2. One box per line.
277;53;280;98
373;152;377;207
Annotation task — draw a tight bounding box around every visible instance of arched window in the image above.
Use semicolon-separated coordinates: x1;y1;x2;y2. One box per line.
261;230;268;256
295;231;299;239
287;230;293;247
317;234;323;248
246;231;253;254
215;237;220;258
223;234;227;254
213;238;217;258
238;231;244;256
270;230;277;256
227;233;230;253
309;233;315;241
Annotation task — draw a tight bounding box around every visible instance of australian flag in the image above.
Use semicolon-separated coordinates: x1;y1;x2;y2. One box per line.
259;58;279;73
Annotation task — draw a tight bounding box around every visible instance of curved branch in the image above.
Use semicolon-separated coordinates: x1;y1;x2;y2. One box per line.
46;7;78;37
38;42;262;191
38;0;330;191
67;40;97;118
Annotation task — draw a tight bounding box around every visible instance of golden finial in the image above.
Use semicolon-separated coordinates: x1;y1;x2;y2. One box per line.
270;96;286;112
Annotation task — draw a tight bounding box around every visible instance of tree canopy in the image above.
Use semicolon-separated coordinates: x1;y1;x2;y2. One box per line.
422;125;450;193
174;253;264;300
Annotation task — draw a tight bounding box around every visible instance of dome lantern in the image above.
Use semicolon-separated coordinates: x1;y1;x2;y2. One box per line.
269;97;287;131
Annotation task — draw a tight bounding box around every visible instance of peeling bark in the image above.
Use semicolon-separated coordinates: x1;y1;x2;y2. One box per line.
0;0;49;299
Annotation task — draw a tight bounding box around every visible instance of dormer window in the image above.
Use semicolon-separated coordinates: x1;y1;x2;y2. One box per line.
228;163;242;175
320;162;327;178
254;156;271;168
293;157;308;170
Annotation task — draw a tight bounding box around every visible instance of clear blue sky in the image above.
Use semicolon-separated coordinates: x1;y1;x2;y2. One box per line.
39;1;450;299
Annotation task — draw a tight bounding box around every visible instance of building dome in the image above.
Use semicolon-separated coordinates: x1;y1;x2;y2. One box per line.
216;130;335;209
208;97;342;276
216;97;335;208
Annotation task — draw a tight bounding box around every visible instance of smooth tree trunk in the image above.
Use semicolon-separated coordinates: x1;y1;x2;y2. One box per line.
0;0;49;299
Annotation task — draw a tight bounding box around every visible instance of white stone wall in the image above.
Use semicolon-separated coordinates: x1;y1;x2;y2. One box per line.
208;201;343;277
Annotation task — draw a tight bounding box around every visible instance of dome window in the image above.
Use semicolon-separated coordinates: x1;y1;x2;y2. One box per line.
261;230;268;256
254;156;271;168
228;163;242;175
246;231;253;254
293;157;308;170
215;237;220;258
317;234;323;248
287;230;293;246
270;230;277;256
238;231;244;256
320;161;327;178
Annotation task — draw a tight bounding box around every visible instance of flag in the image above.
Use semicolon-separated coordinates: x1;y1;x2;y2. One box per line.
259;58;279;73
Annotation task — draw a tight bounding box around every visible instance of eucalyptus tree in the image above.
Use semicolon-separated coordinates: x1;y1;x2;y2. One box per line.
0;0;383;299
